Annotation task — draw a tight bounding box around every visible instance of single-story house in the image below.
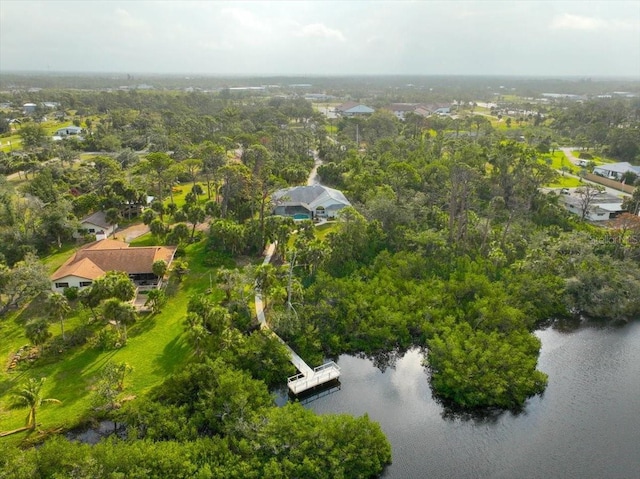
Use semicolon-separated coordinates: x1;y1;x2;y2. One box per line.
54;125;83;137
433;106;451;115
51;239;177;292
593;162;640;182
75;211;117;240
560;190;625;221
335;101;375;117
23;103;37;114
387;103;431;120
272;185;351;220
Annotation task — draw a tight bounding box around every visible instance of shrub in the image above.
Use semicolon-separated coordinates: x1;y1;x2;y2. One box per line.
63;286;79;301
94;328;122;350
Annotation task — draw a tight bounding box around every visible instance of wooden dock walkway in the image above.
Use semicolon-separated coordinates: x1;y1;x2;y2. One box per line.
256;243;341;396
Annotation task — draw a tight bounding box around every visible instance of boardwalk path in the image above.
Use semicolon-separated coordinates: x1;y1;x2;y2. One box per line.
254;243;339;395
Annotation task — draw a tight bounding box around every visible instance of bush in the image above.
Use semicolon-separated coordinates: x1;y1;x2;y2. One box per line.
63;286;79;301
93;328;122;350
65;325;94;347
202;250;235;268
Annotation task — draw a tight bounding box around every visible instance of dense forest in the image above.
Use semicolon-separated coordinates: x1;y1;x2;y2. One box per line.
1;75;639;477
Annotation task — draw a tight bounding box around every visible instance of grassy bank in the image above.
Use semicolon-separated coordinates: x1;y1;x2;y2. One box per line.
0;239;220;444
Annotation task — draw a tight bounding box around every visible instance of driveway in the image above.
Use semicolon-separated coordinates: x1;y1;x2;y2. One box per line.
115;223;150;242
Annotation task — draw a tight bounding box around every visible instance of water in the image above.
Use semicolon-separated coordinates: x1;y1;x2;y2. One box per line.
300;322;640;479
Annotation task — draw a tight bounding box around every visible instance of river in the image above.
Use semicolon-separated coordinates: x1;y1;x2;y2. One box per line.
296;321;640;479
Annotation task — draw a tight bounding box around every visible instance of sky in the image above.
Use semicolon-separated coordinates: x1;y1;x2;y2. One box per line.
1;1;639;77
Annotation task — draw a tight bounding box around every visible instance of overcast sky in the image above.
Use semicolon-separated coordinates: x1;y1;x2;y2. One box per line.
1;1;639;77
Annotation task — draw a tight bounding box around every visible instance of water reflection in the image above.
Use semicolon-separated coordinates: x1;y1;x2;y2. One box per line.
302;322;640;479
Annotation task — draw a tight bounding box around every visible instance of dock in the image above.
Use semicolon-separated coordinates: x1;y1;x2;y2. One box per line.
255;243;341;396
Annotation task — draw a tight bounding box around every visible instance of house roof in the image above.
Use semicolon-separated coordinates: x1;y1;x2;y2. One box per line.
56;126;82;133
272;185;351;210
335;101;360;112
52;257;106;281
388;103;421;112
343;105;375;114
81;211;111;229
594;162;640;175
51;240;177;281
335;101;374;114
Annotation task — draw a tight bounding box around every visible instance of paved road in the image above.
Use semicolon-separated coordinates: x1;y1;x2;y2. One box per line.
559;147;630;199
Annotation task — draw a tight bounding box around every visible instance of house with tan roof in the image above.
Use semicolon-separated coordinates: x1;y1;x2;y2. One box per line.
51;239;176;292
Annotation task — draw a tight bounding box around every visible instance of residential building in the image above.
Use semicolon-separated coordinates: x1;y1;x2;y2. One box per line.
54;125;83;137
335;101;375;117
272;185;351;220
593;162;640;182
559;189;626;221
51;239;176;292
75;211;117;240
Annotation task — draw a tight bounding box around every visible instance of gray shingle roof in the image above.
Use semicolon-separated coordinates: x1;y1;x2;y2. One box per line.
272;185;351;210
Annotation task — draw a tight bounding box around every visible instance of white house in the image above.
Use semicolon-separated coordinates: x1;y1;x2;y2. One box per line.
272;185;351;220
593;162;640;181
51;239;177;292
54;125;83;137
75;211;117;240
23;103;37;114
386;103;451;120
560;190;625;221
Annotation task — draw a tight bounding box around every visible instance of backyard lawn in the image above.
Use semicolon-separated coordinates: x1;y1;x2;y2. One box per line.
0;239;220;444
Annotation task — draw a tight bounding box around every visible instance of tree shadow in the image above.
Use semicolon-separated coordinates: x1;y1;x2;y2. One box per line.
153;336;189;375
45;347;118;408
127;313;157;339
544;315;630;334
12;293;48;326
434;392;535;424
357;347;412;373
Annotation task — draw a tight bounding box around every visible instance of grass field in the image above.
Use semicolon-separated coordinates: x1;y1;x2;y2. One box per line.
548;175;583;188
0;239;220;444
545;151;581;175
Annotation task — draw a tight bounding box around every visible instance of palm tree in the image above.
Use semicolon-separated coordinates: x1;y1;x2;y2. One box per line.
13;377;61;430
25;318;52;355
46;292;70;340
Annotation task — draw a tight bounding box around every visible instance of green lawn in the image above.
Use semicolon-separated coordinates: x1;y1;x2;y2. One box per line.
42;245;77;274
314;222;338;240
544;151;581;175
128;232;158;247
167;183;210;209
548;175;583;188
0;239;221;443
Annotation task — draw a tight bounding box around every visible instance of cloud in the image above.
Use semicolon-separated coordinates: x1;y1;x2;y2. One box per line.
550;13;607;31
296;23;345;42
115;8;148;30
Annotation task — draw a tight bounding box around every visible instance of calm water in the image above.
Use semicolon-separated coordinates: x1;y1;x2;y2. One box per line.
300;322;640;479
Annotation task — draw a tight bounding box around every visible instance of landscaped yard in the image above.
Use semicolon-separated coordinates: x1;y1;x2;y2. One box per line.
0;239;221;444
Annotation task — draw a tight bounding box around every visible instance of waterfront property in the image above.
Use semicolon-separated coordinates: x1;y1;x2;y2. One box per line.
255;244;340;395
51;239;176;292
